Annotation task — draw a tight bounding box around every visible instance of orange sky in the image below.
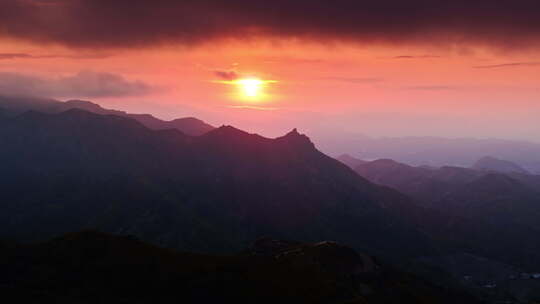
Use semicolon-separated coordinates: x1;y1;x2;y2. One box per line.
1;38;539;141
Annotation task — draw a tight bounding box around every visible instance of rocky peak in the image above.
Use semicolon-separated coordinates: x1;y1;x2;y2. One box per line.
276;128;315;149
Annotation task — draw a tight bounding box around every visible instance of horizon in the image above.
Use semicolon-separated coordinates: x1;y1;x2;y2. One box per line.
6;95;540;146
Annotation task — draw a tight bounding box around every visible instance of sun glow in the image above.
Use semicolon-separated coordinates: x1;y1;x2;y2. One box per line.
216;77;277;102
237;78;264;98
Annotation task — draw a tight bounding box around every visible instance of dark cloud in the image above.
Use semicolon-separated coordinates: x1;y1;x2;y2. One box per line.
1;0;540;50
214;70;239;81
0;71;154;98
473;62;540;68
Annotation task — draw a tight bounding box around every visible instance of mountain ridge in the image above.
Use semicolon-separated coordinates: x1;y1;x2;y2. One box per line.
2;108;540;302
472;156;530;175
0;108;437;259
0;95;214;136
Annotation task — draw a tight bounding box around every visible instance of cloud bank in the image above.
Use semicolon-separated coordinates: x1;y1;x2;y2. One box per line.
0;71;153;98
1;0;540;50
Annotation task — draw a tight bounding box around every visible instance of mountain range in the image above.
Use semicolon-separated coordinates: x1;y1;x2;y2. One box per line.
338;155;540;299
0;95;214;136
322;135;540;175
338;155;540;230
1;97;540;303
0;108;438;258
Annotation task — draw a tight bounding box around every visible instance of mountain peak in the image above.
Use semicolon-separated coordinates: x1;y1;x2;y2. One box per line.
281;128;302;140
171;117;202;123
287;128;299;136
202;125;255;141
62;99;127;115
166;117;215;136
275;128;315;150
218;124;249;134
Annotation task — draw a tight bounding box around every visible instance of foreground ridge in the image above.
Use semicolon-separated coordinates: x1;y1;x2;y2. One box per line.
0;231;480;304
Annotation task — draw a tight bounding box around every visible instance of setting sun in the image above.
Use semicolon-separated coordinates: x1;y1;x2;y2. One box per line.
216;77;277;102
237;78;263;98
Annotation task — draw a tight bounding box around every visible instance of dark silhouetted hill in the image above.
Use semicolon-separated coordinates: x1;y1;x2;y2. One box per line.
2;109;540;303
0;231;481;304
0;109;438;260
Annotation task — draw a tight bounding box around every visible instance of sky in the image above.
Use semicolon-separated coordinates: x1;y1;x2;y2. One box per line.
0;0;539;142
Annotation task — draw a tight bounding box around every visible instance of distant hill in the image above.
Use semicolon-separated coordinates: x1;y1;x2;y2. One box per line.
345;158;540;236
322;135;540;174
0;95;214;136
337;154;368;168
342;158;540;300
472;156;530;174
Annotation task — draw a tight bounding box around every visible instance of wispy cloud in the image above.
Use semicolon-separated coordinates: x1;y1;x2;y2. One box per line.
227;105;279;111
322;77;383;83
0;53;110;60
473;62;540;69
405;85;460;91
392;55;441;59
0;53;33;60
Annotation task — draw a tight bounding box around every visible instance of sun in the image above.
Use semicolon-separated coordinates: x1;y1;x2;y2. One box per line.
215;76;277;102
236;78;264;98
216;76;277;102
